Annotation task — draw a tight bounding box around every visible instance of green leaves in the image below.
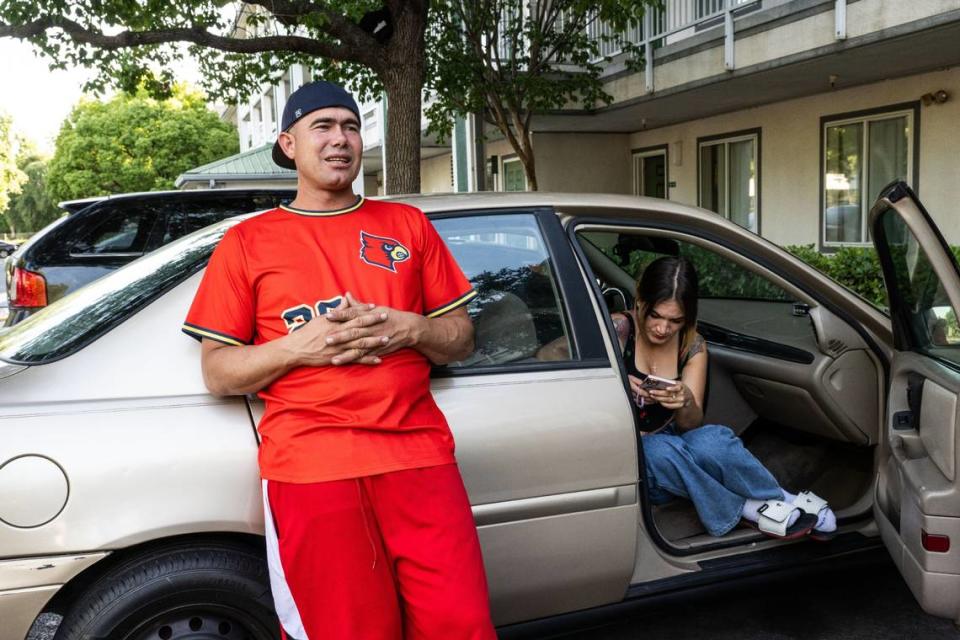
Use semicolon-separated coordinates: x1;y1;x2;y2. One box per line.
3;144;59;234
46;85;239;202
0;0;426;192
425;0;655;188
0;112;27;216
785;244;889;309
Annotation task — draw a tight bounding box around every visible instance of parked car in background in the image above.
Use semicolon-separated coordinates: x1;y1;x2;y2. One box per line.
1;184;959;640
0;240;17;259
3;188;295;325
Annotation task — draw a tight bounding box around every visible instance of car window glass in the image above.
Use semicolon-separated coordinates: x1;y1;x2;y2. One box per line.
160;196;290;244
877;210;960;365
579;231;813;351
580;232;792;301
432;213;573;368
70;208;159;256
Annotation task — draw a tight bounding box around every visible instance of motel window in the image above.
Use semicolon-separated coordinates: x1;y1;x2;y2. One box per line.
698;131;759;234
822;107;915;246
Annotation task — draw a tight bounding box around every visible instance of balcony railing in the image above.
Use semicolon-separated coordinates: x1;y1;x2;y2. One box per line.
587;0;762;91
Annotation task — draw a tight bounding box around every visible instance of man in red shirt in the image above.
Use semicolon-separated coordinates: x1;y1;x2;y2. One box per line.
183;81;496;639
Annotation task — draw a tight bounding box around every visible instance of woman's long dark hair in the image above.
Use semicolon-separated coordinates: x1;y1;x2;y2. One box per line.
635;256;699;353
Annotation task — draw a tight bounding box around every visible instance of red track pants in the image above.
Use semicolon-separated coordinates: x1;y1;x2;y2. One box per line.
263;463;497;640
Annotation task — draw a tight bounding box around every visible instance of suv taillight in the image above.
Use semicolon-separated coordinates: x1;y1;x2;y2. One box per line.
10;267;47;308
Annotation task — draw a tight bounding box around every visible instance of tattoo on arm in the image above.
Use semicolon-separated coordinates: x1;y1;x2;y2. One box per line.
613;315;629;346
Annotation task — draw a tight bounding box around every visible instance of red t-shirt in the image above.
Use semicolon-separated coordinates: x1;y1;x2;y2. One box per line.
183;197;476;483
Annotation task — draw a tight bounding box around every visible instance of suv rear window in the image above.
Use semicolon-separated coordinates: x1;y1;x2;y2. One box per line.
70;210;161;256
67;194;292;257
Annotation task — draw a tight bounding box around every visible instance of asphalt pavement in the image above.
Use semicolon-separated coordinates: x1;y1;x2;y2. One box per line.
528;550;959;640
26;551;959;640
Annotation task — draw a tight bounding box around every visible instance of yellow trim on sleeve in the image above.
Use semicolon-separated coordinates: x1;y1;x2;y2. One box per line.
426;289;477;318
182;324;246;346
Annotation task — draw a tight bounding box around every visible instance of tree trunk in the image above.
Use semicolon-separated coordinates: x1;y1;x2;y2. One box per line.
518;128;538;191
381;67;423;195
380;4;427;196
512;109;538;191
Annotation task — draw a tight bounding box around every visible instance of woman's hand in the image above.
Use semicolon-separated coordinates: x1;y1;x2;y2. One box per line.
627;375;657;406
648;382;690;411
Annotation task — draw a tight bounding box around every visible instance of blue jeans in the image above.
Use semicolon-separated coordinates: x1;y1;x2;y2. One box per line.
643;424;783;536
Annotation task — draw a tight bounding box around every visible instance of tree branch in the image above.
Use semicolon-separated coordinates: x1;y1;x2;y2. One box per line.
246;0;374;51
0;14;382;69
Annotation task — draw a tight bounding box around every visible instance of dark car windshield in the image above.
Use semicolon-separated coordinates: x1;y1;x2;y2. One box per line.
0;218;237;365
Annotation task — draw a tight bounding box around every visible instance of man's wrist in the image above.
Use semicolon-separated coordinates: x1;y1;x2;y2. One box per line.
273;332;305;368
408;312;428;348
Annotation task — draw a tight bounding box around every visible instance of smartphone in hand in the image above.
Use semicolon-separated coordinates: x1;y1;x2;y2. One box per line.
639;374;677;392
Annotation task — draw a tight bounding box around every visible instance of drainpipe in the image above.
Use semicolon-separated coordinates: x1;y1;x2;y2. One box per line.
644;10;654;92
835;0;847;40
724;0;735;71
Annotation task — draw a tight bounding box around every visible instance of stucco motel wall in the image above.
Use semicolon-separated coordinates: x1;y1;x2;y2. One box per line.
421;154;454;194
533;133;634;195
624;66;960;247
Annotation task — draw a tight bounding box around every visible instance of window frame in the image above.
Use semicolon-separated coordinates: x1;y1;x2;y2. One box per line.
696;128;761;235
819;102;920;251
427;207;609;377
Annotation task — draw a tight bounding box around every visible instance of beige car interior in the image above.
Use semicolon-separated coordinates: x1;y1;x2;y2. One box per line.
579;228;885;550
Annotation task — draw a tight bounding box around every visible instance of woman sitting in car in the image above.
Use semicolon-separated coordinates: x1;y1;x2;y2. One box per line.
615;256;837;540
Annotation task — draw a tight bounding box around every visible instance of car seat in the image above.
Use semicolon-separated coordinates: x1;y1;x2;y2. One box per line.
461;292;539;366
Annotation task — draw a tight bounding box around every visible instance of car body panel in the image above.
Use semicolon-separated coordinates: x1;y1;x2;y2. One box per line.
0;585;60;640
870;183;960;623
0;269;263;558
0;553;108;640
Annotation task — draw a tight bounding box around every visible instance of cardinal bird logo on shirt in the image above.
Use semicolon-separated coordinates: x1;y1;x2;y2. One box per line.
359;230;410;272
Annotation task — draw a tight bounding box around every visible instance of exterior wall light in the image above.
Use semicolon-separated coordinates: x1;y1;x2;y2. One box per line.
921;90;949;106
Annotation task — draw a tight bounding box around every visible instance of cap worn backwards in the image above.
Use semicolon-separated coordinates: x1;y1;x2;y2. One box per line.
271;81;361;169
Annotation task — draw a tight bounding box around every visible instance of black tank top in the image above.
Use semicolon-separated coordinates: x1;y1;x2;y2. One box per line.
622;313;703;432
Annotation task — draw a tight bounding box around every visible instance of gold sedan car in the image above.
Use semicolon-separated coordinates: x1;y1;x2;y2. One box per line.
1;182;959;640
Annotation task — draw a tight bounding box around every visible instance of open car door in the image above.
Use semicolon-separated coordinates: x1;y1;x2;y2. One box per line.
871;181;960;623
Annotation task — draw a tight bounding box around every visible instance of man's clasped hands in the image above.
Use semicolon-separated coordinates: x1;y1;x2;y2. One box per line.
284;292;427;367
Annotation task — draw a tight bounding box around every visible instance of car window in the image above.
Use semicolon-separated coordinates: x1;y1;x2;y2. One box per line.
69;207;161;256
578;230;815;353
432;213;573;368
580;231;792;301
876;209;960;365
159;195;292;244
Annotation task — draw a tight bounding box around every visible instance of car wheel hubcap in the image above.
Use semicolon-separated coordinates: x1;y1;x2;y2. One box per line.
131;609;264;640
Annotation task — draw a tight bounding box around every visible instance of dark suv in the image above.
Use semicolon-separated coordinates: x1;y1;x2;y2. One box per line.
4;188;294;325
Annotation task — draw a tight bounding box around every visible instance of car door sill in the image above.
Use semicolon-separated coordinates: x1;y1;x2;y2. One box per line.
628;531;882;599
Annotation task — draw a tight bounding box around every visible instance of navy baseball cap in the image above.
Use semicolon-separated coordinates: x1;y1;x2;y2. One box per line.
272;81;361;169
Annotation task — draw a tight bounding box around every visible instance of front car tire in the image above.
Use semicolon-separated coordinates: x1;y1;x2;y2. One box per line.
54;542;279;640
